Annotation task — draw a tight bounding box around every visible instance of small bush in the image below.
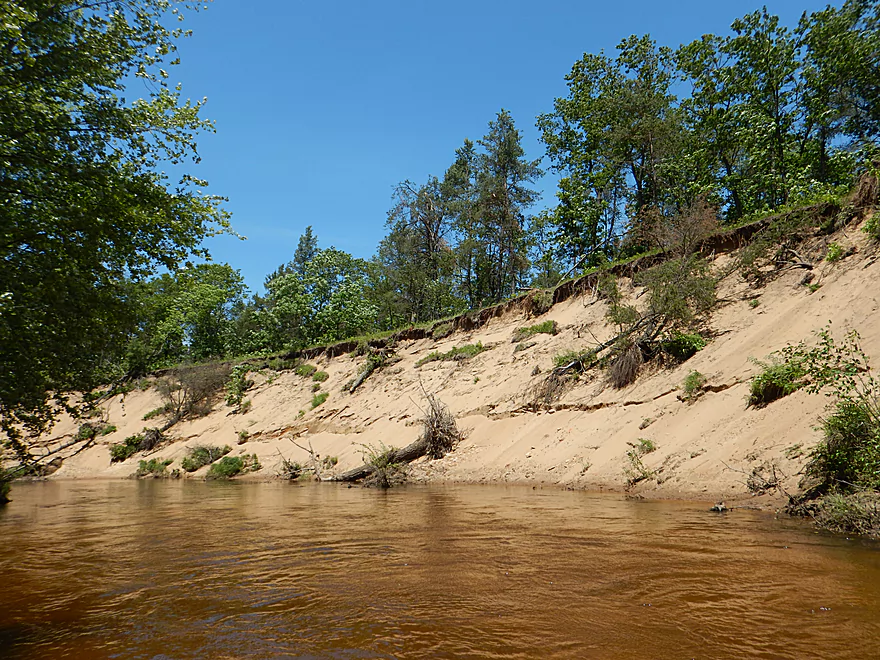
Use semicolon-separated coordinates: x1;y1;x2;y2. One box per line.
311;383;321;392
110;443;136;462
239;398;252;414
749;298;761;309
143;406;166;421
295;364;318;378
806;402;880;493
747;358;807;408
180;444;232;473
812;492;880;537
311;392;329;408
416;342;488;367
136;458;172;477
660;332;707;362
322;455;338;469
76;424;98;441
682;370;707;402
207;455;244;479
207;453;261;480
278;456;303;480
624;439;656;486
525;289;554;317
512;320;558;343
636;438;656;454
638;255;717;326
432;322;454;340
268;357;297;371
237;429;250;444
361;442;406;488
225;364;254;408
99;424;117;436
312;370;329;382
158;363;231;422
109;432;158;463
825;242;844;263
553;349;595;369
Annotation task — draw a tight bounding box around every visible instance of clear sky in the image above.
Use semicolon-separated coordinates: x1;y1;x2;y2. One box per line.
163;0;831;293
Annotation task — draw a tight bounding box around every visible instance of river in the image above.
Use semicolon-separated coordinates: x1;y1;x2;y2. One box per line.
1;481;878;659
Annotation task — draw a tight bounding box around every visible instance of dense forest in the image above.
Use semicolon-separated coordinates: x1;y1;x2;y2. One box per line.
1;0;879;452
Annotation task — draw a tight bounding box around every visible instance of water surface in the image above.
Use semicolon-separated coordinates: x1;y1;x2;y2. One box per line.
1;481;879;659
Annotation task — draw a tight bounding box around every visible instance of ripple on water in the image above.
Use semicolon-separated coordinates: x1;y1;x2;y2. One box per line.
1;480;879;659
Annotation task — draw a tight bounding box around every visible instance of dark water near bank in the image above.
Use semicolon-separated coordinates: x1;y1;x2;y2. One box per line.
1;482;879;659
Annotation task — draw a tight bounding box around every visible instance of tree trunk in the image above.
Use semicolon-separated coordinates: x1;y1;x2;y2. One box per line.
331;436;430;483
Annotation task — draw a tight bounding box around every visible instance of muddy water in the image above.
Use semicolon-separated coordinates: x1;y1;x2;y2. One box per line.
1;482;879;659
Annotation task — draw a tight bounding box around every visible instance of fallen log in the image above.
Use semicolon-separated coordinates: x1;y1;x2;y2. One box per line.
331;436;430;482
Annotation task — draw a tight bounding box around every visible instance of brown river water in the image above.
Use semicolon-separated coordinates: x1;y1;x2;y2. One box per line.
1;481;879;659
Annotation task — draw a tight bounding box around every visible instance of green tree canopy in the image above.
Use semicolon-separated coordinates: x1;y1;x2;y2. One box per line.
0;1;230;447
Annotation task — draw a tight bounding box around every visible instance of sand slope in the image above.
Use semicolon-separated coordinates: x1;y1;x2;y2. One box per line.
31;217;880;502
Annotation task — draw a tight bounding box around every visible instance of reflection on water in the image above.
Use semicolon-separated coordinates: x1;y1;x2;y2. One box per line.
1;480;879;659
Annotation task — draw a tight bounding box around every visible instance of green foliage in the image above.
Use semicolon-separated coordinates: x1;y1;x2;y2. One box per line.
749;298;761;309
206;453;260;479
512;320;558;343
682;371;707;402
808;403;880;492
237;429;250;443
295;364;318;378
747;359;808;408
136;458;172;478
774;327;880;495
553;349;595;369
311;383;321;392
76;424;98;441
312;371;329;382
638;256;717;328
225;365;254;408
636;438;656;454
825;242;845;262
110;435;142;463
810;493;880;537
207;456;244;479
624;439;657;486
526;290;554;317
661;333;707;362
322;455;339;469
180;445;232;473
99;425;117;436
143;407;166;421
514;341;537;353
311;392;329;409
278;457;304;480
0;474;9;505
416;342;488;367
432;322;454;340
0;0;232;452
863;214;880;241
361;442;407;489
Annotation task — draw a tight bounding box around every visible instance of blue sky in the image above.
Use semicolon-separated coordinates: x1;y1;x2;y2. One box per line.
163;0;830;293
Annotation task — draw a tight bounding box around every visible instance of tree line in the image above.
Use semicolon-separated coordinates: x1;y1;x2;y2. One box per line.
123;0;879;372
1;0;879;452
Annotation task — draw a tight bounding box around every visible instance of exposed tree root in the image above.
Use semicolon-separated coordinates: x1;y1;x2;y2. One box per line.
332;391;462;483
